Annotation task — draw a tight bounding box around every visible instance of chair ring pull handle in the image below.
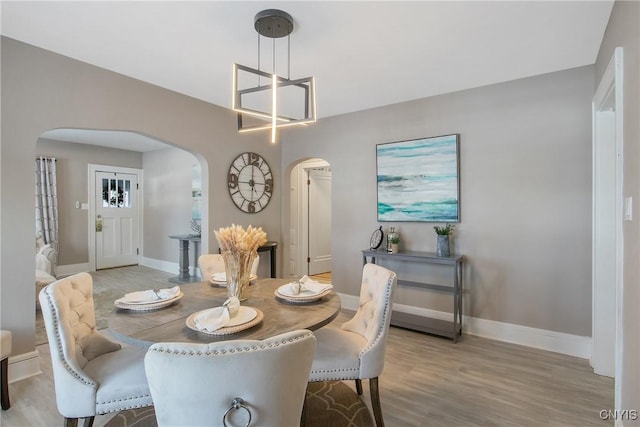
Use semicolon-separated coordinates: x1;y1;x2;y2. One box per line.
223;397;252;427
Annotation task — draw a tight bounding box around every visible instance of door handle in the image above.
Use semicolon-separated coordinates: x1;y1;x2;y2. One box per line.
96;218;103;232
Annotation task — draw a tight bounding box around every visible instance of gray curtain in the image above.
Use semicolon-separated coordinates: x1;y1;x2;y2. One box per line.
35;157;58;250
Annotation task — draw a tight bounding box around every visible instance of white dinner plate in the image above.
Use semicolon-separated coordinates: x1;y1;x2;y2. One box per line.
186;306;263;335
274;288;332;303
114;292;184;311
118;287;181;304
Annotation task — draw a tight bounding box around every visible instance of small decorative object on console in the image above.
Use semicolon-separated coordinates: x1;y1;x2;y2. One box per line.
189;219;201;236
369;226;384;250
387;227;399;253
434;223;454;257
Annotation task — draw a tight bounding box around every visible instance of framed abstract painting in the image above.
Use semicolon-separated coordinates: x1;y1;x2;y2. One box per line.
377;134;460;222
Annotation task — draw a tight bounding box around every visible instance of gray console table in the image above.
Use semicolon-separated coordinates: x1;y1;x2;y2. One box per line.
362;249;464;342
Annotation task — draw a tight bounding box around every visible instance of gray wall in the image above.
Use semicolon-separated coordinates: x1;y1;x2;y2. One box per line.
143;147;199;262
35;138;143;265
595;0;640;420
1;37;283;353
283;65;594;336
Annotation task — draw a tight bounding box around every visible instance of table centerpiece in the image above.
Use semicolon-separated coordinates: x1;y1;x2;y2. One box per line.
215;224;267;301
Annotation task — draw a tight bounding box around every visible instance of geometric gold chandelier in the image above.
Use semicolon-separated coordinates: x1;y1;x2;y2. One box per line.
232;9;316;143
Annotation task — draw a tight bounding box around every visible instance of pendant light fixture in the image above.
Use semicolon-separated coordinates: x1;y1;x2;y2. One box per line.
232;9;316;143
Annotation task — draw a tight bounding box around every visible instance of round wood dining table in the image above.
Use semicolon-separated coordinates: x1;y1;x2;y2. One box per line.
108;278;341;346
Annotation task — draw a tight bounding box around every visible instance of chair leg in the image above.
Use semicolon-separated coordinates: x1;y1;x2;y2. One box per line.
355;378;363;395
370;377;385;427
1;357;9;410
300;384;308;427
82;417;95;427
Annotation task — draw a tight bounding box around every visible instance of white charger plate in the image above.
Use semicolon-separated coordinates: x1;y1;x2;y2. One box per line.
118;287;181;305
275;287;333;303
186;306;263;335
114;292;184;311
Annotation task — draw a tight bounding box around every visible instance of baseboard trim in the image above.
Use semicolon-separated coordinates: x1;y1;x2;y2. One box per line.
140;257;199;277
56;263;90;276
59;259;200;277
8;350;41;383
465;315;591;359
337;292;591;359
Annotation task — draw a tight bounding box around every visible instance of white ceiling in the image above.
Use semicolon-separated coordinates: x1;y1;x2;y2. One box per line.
2;1;614;150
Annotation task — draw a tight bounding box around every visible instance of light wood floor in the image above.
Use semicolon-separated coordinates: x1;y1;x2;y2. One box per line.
1;266;613;426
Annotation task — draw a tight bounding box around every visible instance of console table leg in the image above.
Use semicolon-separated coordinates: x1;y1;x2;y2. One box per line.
458;263;463;334
178;240;190;280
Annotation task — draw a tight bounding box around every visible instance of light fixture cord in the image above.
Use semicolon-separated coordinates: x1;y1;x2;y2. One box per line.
257;24;261;86
272;37;276;75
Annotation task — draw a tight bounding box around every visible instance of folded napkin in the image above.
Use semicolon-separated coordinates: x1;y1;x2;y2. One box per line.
279;275;333;296
210;272;226;283
121;286;180;304
194;297;240;332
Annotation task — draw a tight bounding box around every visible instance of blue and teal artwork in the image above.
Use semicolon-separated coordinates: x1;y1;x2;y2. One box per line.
377;134;460;222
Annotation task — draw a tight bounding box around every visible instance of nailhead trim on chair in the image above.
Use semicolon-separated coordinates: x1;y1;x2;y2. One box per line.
43;289;96;387
149;332;315;355
96;401;153;415
97;394;151;405
307;367;359;381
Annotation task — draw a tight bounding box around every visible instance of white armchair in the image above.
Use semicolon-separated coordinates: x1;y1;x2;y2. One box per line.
39;273;153;426
35;234;57;304
308;263;397;427
36;234;57;275
145;330;316;427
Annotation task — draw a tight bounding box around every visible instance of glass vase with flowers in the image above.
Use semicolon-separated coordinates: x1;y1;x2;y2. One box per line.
215;224;267;301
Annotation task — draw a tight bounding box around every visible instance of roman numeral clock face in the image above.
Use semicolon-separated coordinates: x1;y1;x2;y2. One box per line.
227;152;273;213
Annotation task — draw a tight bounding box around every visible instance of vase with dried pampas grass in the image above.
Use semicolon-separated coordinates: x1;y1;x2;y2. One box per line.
215;224;267;301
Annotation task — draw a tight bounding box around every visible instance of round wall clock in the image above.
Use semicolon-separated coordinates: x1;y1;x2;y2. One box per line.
369;226;384;250
227;152;273;213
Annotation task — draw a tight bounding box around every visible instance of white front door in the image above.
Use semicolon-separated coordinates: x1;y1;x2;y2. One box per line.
307;167;332;275
95;171;139;269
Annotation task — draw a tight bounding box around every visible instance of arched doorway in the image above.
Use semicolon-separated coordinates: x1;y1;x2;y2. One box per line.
35;128;210;274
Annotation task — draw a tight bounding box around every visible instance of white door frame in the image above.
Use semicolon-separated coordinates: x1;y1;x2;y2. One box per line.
289;158;330;277
592;47;623;407
88;164;143;271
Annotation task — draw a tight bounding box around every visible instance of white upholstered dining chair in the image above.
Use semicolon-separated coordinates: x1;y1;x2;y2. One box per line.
198;253;260;283
144;329;316;427
308;263;397;427
39;273;153;427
